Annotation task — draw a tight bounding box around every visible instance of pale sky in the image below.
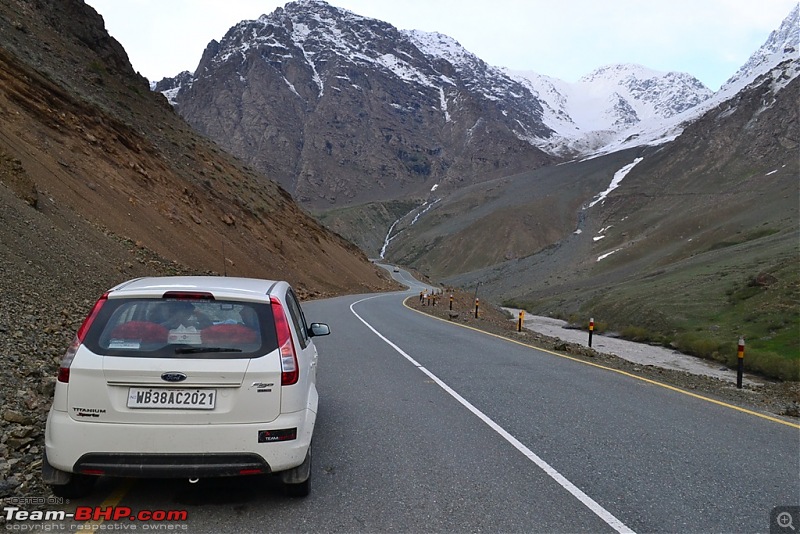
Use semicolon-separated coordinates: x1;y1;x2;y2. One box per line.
84;0;798;91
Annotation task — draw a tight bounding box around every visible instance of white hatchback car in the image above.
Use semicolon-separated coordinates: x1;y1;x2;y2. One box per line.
43;276;329;498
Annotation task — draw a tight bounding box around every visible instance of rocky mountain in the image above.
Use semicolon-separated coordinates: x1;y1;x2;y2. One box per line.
0;0;397;298
510;4;799;159
152;69;193;104
723;3;799;91
152;1;799;263
159;0;781;191
409;56;798;379
436;56;798;287
160;0;557;209
369;6;799;378
154;0;798;258
149;0;797;376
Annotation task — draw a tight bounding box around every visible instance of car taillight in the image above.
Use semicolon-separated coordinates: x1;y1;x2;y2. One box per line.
57;336;80;383
271;296;299;386
58;293;108;383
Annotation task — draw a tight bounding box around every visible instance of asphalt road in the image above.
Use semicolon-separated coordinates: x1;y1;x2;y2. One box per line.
36;269;800;533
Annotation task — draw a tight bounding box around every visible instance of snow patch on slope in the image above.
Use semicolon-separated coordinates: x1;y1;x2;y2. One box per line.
589;157;643;208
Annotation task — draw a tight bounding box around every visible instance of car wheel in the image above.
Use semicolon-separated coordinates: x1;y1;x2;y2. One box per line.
284;474;311;498
50;474;96;499
282;443;312;498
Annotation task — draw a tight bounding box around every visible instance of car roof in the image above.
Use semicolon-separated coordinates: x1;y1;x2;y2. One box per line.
108;276;286;301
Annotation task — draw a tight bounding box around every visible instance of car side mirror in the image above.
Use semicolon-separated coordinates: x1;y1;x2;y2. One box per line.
309;323;330;337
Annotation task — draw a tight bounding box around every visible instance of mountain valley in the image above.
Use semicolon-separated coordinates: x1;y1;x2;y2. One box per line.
154;0;799;379
0;0;797;384
1;0;799;505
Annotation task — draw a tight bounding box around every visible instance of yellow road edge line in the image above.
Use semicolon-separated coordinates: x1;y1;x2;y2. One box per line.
80;478;134;529
402;297;800;430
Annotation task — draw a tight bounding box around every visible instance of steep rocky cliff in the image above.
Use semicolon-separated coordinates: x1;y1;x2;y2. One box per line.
0;0;397;297
165;0;557;209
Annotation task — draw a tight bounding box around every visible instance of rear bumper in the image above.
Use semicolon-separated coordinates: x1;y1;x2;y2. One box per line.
45;408;314;478
74;453;270;478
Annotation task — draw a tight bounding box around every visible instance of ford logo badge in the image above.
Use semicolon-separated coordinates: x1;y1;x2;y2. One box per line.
161;372;187;383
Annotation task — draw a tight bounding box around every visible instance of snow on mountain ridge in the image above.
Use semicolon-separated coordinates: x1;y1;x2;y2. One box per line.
204;1;463;98
517;63;712;132
723;3;799;91
403;28;552;141
402;30;473;69
158;0;797;161
504;63;713;156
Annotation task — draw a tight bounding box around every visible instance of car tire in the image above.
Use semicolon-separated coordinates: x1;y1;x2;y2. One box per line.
50;474;96;499
282;443;312;498
284;474;311;498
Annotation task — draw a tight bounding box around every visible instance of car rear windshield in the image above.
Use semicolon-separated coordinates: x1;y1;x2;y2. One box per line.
82;298;279;359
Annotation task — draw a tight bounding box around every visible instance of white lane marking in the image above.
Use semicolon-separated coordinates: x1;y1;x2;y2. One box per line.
350;296;635;534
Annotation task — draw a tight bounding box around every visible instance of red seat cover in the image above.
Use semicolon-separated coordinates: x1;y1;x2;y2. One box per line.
202;324;258;345
110;321;169;343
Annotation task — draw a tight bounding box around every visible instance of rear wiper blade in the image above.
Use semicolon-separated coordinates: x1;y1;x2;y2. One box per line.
175;347;243;354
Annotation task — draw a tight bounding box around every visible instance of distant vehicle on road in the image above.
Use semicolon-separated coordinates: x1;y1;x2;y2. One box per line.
43;276;329;498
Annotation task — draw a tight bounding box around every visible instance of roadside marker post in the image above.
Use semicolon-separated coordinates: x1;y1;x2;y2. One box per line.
449;294;453;311
518;310;525;332
588;318;594;347
737;337;745;389
475;298;479;319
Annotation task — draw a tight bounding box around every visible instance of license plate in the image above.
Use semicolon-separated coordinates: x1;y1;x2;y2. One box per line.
127;388;216;409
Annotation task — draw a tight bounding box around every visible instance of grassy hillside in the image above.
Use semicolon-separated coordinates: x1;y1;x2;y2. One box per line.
385;148;646;278
508;229;798;380
412;73;799;380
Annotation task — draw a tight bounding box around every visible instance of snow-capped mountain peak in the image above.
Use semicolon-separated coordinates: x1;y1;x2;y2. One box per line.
156;0;799;165
506;3;799;158
577;63;712;121
722;3;799;93
507;62;712;156
402;30;473;68
156;0;558;205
